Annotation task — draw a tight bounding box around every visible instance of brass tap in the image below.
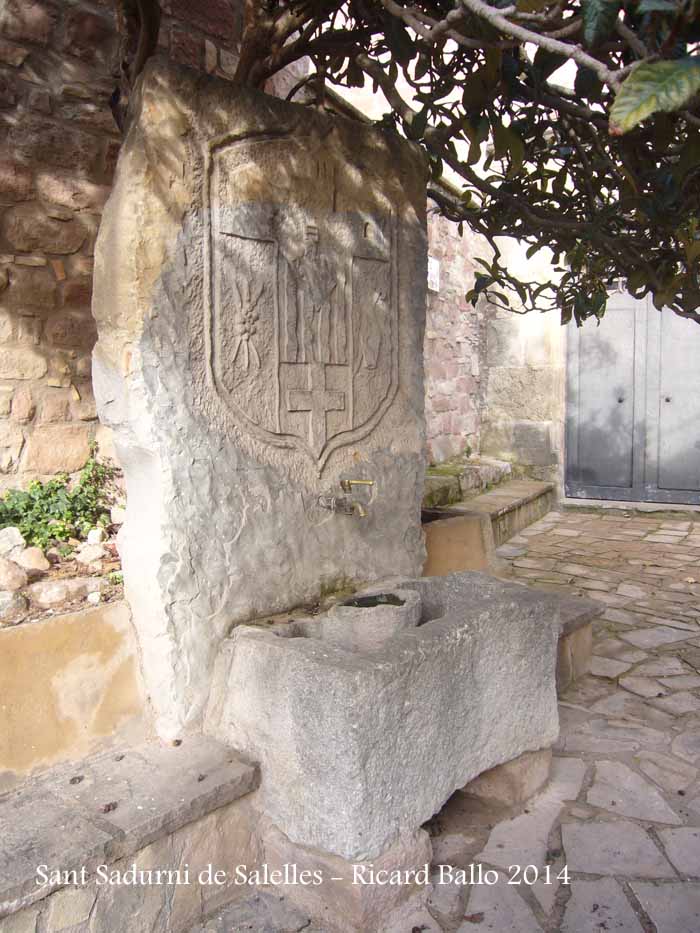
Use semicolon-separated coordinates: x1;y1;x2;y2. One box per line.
340;478;374;494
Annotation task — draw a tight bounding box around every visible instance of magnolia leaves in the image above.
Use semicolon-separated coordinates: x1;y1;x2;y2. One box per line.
610;58;700;133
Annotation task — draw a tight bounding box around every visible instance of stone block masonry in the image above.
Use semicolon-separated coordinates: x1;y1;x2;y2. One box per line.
0;0;249;488
0;0;483;486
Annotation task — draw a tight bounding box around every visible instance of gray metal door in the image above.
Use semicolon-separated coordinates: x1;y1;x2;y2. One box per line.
566;293;700;504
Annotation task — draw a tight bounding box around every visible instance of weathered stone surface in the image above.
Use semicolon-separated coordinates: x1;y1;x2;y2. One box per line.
36;171;110;211
21;424;90;473
26;575;100;608
0;556;27;591
75;543;106;565
0;526;24;556
0;0;55;45
0;264;56;310
631;882;700;932
561;820;675;877
591;655;631;678
0;160;32;201
620;675;666;698
260;822;431;933
460;874;542;932
671;729;700;763
658;827;700;876
93;61;429;738
1;202;86;254
189;891;312;933
208;572;564;859
476;757;585;871
45;885;96;930
620;626;691;649
12;545;49;576
462;748;551;807
0;589;27;626
636;750;698;793
561;879;643;932
0;347;47;380
586;760;682;824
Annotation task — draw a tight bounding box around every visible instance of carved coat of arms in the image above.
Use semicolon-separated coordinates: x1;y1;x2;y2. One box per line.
204;135;399;471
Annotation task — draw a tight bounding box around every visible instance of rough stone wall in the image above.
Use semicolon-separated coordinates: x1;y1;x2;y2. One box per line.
480;304;566;484
424;210;485;463
0;0;245;488
0;2;485;485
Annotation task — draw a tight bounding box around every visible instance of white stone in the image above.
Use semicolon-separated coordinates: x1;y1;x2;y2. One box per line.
110;505;126;525
671;730;700;763
562;821;674;877
0;590;28;626
619;675;666;698
586;760;682;825
92;59;429;738
658;827;700;876
45;885;96;930
0;556;27;591
619;626;692;649
476;757;585;871
591;656;631;678
0;526;24;557
13;546;50;575
631;882;700;932
87;591;101;606
636;750;698;793
26;576;100;608
75;543;107;565
651;691;700;716
562;879;643;932
208;572;565;859
86;527;107;544
459;874;542;932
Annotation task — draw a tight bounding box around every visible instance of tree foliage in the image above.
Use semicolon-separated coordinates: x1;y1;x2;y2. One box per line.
123;0;700;324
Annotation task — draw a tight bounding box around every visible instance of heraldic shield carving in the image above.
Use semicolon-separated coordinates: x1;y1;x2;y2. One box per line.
204;134;399;472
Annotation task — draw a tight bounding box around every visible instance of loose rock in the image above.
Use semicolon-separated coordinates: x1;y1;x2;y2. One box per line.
75;544;107;565
27;576;101;608
0;526;25;557
110;505;126;525
13;546;50;576
0;555;27;591
87;527;107;545
0;590;28;626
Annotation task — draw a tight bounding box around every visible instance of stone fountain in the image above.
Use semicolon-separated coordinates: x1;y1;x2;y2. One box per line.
91;59;594;930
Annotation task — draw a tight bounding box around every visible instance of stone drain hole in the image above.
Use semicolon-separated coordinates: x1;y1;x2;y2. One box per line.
341;593;405;609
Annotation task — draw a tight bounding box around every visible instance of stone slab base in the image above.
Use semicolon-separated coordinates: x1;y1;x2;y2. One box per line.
0;737;259;930
260;822;433;933
460;748;552;807
557;622;593;694
422;513;502;576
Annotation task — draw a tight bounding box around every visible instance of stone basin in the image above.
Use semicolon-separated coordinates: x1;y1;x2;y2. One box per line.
206;570;596;861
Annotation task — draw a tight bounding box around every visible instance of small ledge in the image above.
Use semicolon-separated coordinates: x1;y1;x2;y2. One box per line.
0;736;258;919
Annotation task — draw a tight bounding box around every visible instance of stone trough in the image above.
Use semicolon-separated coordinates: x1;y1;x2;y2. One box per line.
207;570;596;867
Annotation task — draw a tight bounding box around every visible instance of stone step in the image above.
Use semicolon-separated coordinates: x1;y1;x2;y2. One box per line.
423;456;513;509
423;479;555;548
0;736;258;929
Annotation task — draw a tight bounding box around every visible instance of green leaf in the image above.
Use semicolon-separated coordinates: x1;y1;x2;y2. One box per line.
583;0;621;48
637;0;678;11
610;58;700;134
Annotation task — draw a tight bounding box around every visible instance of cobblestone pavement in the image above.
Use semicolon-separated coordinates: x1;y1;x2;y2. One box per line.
196;509;700;932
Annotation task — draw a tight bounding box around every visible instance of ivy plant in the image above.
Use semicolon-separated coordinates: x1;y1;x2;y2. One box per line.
0;448;116;549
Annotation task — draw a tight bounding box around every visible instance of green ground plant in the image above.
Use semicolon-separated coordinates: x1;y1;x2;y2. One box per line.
0;447;116;549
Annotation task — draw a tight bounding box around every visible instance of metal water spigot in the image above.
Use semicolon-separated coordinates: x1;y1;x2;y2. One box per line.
318;479;374;518
340;478;374;494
